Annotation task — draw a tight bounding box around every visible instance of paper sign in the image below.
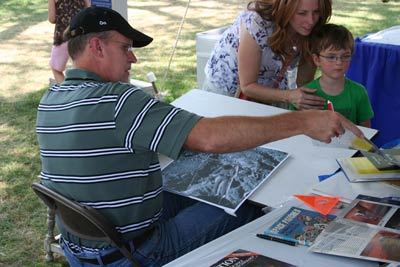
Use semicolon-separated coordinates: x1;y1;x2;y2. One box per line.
294;195;340;216
91;0;112;9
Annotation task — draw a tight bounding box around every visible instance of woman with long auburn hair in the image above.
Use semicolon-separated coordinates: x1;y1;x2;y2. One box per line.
203;0;332;109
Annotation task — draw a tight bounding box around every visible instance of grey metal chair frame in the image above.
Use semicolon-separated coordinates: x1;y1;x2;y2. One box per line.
32;182;143;267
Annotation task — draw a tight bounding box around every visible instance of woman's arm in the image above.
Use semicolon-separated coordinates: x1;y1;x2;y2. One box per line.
85;0;91;7
48;0;56;24
238;23;290;104
238;23;326;109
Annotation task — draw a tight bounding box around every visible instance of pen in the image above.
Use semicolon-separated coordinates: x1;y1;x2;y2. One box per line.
327;100;338;137
256;233;297;246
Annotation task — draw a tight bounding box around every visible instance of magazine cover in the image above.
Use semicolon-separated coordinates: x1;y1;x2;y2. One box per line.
209;249;297;267
310;195;400;264
264;207;336;246
162;147;288;215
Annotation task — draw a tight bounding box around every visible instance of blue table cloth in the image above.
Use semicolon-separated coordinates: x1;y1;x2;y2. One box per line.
346;37;400;147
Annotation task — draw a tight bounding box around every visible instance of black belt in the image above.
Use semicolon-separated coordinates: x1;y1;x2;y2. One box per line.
78;249;124;265
76;228;154;265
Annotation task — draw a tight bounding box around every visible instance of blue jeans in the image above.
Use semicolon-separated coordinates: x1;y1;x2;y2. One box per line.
61;191;263;267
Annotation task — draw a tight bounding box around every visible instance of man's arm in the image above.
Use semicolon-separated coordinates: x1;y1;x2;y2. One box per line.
184;110;363;154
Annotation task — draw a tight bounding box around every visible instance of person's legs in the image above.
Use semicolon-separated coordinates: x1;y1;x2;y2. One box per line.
49;42;69;83
161;191;198;220
52;68;65;84
59;192;262;267
60;238;132;267
133;193;263;266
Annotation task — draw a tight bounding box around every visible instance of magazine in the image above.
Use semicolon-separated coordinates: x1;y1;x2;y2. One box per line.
336;157;400;182
310;195;400;264
161;147;289;215
263;207;336;246
361;149;400;170
209;249;297;267
311;129;400;168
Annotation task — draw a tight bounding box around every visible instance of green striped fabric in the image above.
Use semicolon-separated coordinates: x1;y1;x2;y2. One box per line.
36;69;201;248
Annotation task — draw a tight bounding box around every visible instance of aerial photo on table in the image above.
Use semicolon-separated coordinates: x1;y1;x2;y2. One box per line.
162;147;289;213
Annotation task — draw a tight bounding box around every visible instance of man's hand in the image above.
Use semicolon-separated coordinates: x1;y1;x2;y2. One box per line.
302;110;363;143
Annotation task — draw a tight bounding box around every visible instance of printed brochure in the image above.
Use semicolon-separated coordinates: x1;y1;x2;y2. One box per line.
310;195;400;264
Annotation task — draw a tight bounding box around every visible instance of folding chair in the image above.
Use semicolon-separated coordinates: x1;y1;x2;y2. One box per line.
31;182;143;267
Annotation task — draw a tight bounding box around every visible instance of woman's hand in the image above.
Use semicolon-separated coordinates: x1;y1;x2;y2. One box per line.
289;87;326;110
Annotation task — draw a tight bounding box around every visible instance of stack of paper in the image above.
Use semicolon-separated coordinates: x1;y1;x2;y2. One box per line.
336;149;400;183
310;171;400;203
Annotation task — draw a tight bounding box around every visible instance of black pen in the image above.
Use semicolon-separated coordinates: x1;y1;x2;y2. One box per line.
256;233;298;247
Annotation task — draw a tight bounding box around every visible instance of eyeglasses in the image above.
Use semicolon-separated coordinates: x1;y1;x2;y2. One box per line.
109;40;134;53
318;54;352;63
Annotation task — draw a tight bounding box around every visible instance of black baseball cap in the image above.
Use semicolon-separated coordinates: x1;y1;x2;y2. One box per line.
67;6;153;48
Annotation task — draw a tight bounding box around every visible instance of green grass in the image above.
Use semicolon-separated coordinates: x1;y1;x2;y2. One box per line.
0;88;67;266
0;0;399;266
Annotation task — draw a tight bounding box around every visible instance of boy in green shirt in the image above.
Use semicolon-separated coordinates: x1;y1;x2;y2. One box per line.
290;24;374;127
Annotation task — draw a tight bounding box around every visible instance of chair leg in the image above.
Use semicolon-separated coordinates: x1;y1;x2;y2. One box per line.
44;207;56;261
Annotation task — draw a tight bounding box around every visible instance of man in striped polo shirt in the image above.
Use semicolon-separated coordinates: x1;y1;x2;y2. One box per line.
36;6;363;267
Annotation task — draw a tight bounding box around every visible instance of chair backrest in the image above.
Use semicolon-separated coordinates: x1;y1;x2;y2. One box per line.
31;182;143;267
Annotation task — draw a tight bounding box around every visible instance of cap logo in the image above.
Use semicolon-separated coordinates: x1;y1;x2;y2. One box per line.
99;20;107;26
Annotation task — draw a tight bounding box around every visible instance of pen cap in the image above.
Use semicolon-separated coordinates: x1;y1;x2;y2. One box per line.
327;100;334;111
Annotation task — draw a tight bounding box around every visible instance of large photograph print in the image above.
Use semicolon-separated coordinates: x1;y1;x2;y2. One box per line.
162;147;289;214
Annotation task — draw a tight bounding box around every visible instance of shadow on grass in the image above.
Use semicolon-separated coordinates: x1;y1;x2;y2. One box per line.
130;0;400;39
129;0;400;96
0;1;398;265
332;1;400;36
0;87;68;267
0;0;48;41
